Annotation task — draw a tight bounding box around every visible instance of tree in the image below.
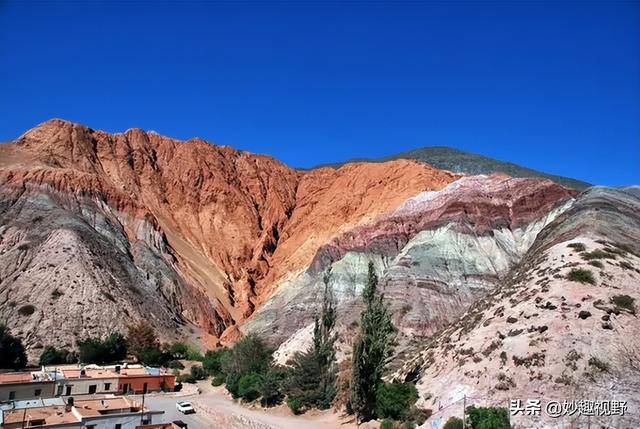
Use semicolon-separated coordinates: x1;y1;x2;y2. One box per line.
286;269;338;411
126;321;158;358
39;346;76;366
238;372;263;401
350;262;397;423
258;367;286;407
190;365;207;380
169;342;189;359
443;417;464;429
221;334;273;376
375;382;418;420
466;406;511;429
0;324;27;369
78;333;127;364
203;348;230;375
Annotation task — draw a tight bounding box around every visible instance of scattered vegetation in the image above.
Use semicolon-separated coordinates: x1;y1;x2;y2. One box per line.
588;357;609;372
39;346;77;365
567;268;595;285
581;250;616;261
466;406;511;429
610;294;636;315
567;243;586;252
0;324;27;369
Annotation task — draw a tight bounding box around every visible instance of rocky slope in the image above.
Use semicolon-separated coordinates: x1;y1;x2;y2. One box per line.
313;146;591;190
394;187;640;428
0;119;457;358
252;174;576;363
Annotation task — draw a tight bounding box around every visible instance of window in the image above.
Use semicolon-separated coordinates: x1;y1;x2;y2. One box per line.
115;424;122;429
56;385;63;396
88;385;97;394
104;382;111;391
86;425;96;429
34;389;42;397
9;391;16;400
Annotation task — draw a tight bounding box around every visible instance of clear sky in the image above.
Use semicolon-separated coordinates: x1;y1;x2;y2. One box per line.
1;1;638;186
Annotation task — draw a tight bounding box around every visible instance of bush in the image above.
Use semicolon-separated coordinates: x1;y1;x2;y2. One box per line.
186;349;205;361
222;334;273;376
581;250;616;260
375;382;418;420
190;365;207;380
78;333;127;364
287;397;304;415
39;346;76;366
169;342;189;359
443;416;463;429
568;243;586;252
567;268;595;285
225;371;242;398
167;360;185;370
203;348;230;375
177;374;197;384
137;347;164;366
211;373;225;386
259;367;286;407
238;372;263;401
401;422;416;429
380;420;395;429
0;324;27;369
611;295;636;315
466;406;510;429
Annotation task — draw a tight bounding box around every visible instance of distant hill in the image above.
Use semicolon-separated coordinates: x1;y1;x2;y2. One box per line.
312;146;591;190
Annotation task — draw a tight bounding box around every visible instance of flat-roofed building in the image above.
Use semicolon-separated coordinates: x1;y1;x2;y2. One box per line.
0;372;55;402
1;396;163;429
54;368;119;397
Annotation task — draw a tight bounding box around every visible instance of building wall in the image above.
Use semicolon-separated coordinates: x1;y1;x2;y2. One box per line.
55;377;119;396
0;382;55;401
118;376;175;394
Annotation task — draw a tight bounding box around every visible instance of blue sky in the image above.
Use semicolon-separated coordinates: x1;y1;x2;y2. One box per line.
1;1;638;186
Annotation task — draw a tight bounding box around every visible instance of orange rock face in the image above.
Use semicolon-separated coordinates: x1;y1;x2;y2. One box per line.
0;119;459;342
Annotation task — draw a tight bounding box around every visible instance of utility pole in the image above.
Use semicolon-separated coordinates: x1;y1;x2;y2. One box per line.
463;395;466;429
139;390;146;425
20;408;27;429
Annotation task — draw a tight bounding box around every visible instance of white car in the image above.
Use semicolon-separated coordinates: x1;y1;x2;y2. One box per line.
176;401;195;414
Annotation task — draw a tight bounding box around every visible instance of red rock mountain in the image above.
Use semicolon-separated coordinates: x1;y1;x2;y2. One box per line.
0;119;457;353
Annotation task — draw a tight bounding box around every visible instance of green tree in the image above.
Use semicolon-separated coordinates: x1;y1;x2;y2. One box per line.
286;269;338;411
78;333;126;364
39;346;75;366
221;334;273;376
238;372;263;401
0;324;27;369
190;365;207;380
466;406;511;429
375;382;418;421
203;348;230;375
258;367;286;407
169;342;189;359
349;262;396;423
443;417;464;429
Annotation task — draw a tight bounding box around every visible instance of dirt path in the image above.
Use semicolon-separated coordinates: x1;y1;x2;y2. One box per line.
189;380;363;429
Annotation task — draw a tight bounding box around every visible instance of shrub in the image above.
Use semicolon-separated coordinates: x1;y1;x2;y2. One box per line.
167;360;185;370
287;397;304;415
581;250;615;260
259;367;286;407
185;349;205;361
78;333;127;364
169;342;189;359
401;422;416;429
380;420;395;429
588;260;603;268
568;243;586;252
39;346;76;366
375;382;418;420
567;268;595;285
211;373;225;386
0;324;27;369
238;372;263;402
611;295;636;315
443;416;463;429
203;348;230;375
137;347;164;366
177;373;197;384
225;371;242;398
190;365;207;380
588;357;609;372
466;405;510;429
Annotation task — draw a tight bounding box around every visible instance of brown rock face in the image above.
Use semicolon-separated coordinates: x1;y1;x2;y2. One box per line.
0;119;458;352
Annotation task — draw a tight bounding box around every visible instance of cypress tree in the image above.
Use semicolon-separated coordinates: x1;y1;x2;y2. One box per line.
350;261;396;423
287;269;338;410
